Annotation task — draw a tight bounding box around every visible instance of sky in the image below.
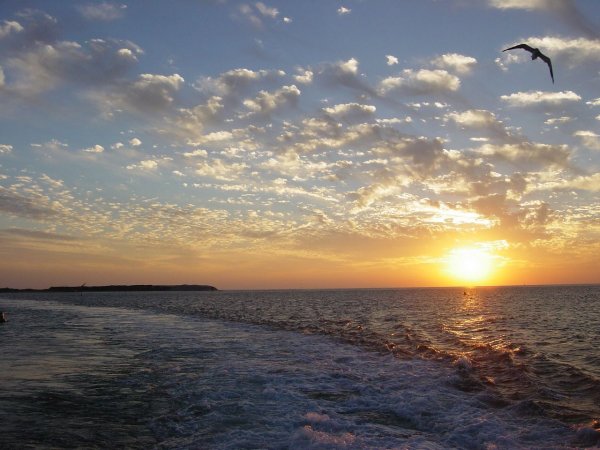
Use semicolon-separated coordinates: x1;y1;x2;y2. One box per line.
0;0;599;289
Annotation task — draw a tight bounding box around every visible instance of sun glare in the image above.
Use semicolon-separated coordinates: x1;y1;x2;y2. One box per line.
444;246;494;285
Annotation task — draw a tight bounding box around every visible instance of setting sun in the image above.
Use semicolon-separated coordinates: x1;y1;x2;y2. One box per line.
444;246;495;285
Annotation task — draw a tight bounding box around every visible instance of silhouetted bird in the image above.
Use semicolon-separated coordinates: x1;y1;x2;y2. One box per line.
503;44;554;83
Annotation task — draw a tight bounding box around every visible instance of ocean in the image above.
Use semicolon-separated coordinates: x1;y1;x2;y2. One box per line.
0;286;599;449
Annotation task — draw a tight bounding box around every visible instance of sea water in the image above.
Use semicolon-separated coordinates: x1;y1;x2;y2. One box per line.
0;286;599;448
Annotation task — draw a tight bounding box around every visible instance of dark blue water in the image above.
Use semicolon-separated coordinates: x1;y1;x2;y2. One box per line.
1;285;599;448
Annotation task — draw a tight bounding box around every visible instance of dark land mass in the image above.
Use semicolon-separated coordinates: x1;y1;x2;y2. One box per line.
0;284;218;293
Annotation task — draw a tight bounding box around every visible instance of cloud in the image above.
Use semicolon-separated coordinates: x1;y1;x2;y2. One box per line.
337;6;351;15
196;68;284;98
432;53;477;74
525;36;600;65
500;90;581;107
386;55;399;66
0;144;13;154
294;69;313;84
397;137;447;174
166;96;224;140
323;102;376;120
125;73;184;108
183;149;208;158
567;173;600;191
379;69;461;95
243;84;301;114
536;173;600;192
0;228;77;242
476;142;571;168
544;116;573;126
573;130;600;150
237;4;262;28
83;144;105;153
447;109;499;128
0;186;59;219
31;139;69;153
129;138;142;147
446;109;513;141
0;20;24;38
126;159;158;171
489;0;599;38
78;2;127;21
318;58;379;97
91;73;184;116
255;2;279;19
140;160;158;170
587;98;600;107
237;2;280;28
9;10;59;46
490;0;564;10
195;158;248;181
3;37;142;96
347;183;400;209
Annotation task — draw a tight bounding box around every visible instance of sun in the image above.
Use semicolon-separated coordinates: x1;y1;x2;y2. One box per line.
444;246;494;285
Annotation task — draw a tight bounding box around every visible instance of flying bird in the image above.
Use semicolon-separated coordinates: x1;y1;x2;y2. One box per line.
502;44;554;83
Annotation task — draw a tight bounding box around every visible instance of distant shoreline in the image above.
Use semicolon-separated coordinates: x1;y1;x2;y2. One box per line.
0;284;218;293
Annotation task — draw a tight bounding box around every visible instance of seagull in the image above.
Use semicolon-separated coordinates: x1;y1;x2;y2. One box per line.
502;44;554;83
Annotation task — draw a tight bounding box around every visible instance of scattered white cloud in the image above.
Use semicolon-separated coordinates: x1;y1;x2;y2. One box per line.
237;2;280;28
255;2;279;19
476;142;571;168
544;116;572;126
2;34;142;97
2;3;600;281
323;103;376;118
587;98;600;107
500;90;581;107
78;2;127;21
140;159;158;170
183;149;208;158
196;68;283;97
294;69;313;84
337;6;351;15
489;0;558;10
117;48;137;61
0;20;23;38
489;1;599;38
127;159;158;171
447;109;498;128
83;144;105;153
243;84;301;114
573;130;600;150
195;159;248;181
432;53;477;74
30;139;69;152
525;36;600;65
0;144;13;154
386;55;399;66
379;69;461;95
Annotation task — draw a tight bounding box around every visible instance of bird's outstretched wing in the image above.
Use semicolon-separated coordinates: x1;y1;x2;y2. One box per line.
538;53;554;83
503;43;535;53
